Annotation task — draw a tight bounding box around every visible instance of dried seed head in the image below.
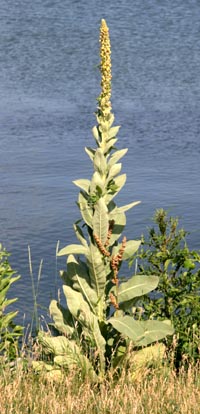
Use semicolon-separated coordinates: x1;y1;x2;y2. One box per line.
104;220;115;247
93;233;110;257
109;292;119;309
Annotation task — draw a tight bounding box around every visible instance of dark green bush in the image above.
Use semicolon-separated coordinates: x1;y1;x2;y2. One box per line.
131;209;200;366
0;244;23;362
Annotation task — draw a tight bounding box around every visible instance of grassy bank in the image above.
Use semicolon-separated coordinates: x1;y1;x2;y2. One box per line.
0;364;199;414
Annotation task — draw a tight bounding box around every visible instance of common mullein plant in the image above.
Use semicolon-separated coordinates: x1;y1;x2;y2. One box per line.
36;20;173;379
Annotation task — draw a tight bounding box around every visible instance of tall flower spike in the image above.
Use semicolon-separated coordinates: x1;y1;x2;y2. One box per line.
97;19;112;119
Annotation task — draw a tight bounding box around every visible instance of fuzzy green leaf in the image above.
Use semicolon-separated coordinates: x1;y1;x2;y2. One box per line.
108;316;173;346
93;198;109;245
117;275;159;303
86;244;107;298
85;147;95;162
92;126;100;145
108;206;126;244
107;163;122;181
90;172;105;195
65;255;98;313
106;174;127;202
54;354;97;381
73;179;90;194
107;126;120;139
49;300;75;335
78;192;93;228
118;201;141;213
130;343;166;369
108;149;128;167
104;138;117;154
113;240;141;261
38;331;76;356
73;223;88;247
57;244;88;257
63;285;106;369
93;148;107;175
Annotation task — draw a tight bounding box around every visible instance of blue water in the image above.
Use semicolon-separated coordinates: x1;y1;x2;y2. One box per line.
0;0;200;323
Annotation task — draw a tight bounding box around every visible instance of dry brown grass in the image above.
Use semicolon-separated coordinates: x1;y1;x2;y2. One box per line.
0;363;199;414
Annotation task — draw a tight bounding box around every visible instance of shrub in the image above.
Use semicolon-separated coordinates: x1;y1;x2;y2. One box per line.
133;209;200;365
0;244;23;362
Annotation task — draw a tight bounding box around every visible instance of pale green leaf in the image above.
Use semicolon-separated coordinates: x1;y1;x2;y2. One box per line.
104;138;117;154
90;171;105;194
107;163;122;181
78;192;93;228
117;275;159;303
73;179;90;193
130;343;166;369
85;147;95;162
113;240;141;261
108;316;174;346
57;244;88;257
65;255;98;313
108;149;128;167
93;199;109;244
106;174;127;202
107;126;120;139
107;206;126;244
118;201;141;213
49;300;74;335
38;332;74;356
93;148;107;175
73;223;88;247
63;285;106;369
86;244;107;297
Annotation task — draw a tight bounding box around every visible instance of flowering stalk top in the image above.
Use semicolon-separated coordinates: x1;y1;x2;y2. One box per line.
97;19;112;119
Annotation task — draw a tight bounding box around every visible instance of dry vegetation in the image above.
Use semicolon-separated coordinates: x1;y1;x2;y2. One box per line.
0;363;199;414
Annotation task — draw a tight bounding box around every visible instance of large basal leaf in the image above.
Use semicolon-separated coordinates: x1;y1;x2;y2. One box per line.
93;198;109;245
57;244;88;257
78;191;93;228
63;285;106;368
108;316;174;346
130;343;166;368
117;275;159;303
73;179;90;194
49;300;75;336
38;331;74;356
86;243;107;298
54;353;97;382
66;255;98;313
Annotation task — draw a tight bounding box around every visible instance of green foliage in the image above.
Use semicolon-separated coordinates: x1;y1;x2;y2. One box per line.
36;21;173;379
0;244;23;361
133;209;200;365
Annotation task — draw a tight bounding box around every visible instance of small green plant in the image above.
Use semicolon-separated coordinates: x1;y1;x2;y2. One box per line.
132;209;200;365
36;20;173;380
0;244;23;362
